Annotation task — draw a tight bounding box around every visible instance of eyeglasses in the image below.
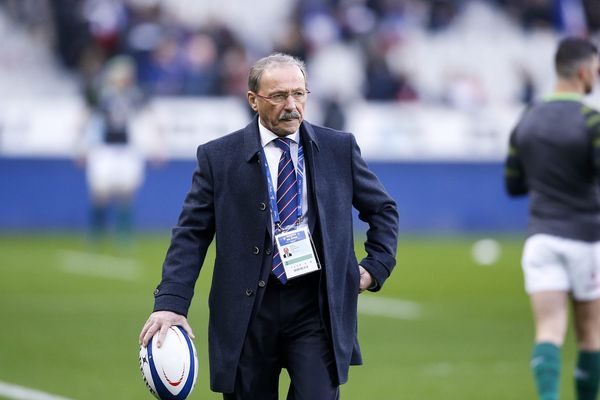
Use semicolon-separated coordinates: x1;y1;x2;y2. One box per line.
254;89;311;104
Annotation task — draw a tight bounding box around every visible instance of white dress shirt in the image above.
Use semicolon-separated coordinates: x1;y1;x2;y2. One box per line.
258;119;309;233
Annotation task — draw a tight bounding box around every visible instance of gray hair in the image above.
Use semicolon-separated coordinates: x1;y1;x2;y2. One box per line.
248;53;308;93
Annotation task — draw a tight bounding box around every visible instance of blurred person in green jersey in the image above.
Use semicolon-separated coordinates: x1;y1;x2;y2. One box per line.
78;55;145;246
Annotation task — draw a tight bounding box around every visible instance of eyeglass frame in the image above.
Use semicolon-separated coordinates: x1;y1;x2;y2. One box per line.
253;89;311;104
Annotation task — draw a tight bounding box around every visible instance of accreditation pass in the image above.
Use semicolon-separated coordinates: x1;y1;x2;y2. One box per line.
274;226;320;279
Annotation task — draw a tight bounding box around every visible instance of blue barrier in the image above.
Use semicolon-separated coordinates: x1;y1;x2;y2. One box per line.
0;158;528;233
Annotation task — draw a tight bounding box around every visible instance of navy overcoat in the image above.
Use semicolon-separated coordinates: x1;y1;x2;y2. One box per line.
153;115;399;393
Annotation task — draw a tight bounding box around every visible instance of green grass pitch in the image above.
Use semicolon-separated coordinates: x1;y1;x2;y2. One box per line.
0;233;580;399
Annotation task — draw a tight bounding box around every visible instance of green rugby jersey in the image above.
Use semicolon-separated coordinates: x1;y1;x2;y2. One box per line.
505;92;600;241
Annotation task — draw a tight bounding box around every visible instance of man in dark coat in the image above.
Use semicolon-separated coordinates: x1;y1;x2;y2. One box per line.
140;53;399;399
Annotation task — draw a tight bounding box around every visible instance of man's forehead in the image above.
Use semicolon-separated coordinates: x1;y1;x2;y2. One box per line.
260;64;305;88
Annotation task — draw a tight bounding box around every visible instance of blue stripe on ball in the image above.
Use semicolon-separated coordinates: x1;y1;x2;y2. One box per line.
147;327;195;400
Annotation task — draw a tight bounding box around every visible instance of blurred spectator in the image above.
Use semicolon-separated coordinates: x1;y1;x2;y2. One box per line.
81;0;128;57
428;0;461;31
519;0;555;30
273;19;308;61
583;0;600;32
50;0;91;69
142;33;185;95
181;32;220;96
220;44;251;97
122;2;164;84
363;38;418;101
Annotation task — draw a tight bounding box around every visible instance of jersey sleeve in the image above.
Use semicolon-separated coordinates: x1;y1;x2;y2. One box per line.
504;127;528;196
583;105;600;176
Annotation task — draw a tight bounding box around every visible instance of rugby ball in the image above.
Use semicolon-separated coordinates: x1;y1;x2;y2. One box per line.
139;326;198;400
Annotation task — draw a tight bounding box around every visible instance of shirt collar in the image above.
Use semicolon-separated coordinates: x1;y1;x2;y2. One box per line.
258;118;299;148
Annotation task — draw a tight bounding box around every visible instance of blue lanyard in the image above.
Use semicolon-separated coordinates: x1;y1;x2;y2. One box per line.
261;139;304;228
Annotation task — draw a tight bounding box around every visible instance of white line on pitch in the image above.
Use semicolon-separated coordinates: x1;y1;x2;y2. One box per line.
57;250;141;281
0;381;74;400
421;361;520;377
358;295;422;319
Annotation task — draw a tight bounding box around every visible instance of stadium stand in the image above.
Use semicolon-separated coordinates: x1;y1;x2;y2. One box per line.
0;0;598;231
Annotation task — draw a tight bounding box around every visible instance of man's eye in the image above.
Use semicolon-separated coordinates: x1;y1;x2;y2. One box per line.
272;94;287;101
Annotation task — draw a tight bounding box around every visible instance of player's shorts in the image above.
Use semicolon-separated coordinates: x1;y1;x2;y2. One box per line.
522;234;600;301
87;145;144;198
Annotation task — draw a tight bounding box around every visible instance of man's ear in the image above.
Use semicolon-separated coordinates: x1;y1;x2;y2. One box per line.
577;63;590;82
247;91;258;112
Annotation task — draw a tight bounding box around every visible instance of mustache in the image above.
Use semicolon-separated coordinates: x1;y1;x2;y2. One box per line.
279;111;301;121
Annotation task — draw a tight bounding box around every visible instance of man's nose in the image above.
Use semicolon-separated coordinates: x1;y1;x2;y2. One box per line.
283;95;296;110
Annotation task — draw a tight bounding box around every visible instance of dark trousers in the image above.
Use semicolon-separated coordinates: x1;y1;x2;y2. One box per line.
223;272;339;400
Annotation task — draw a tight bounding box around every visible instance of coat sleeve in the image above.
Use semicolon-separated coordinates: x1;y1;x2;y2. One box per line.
504;128;528;197
350;134;399;291
153;145;216;316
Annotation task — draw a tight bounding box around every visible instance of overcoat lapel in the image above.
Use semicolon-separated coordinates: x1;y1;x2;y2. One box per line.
242;116;271;238
300;121;322;234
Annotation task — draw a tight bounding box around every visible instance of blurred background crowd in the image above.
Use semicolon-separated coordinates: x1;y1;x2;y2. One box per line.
1;0;599;113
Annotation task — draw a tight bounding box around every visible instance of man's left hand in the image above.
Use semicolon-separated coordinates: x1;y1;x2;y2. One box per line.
359;265;373;293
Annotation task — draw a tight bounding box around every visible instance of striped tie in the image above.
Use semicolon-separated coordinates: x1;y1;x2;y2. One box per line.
271;137;298;284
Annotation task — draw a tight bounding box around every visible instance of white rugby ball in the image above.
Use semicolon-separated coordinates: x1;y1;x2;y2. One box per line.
139;326;198;400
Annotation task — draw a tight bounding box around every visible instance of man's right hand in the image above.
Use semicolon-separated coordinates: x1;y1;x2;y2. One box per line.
139;311;195;348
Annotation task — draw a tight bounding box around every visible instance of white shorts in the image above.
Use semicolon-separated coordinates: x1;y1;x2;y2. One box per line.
522;234;600;301
87;145;144;198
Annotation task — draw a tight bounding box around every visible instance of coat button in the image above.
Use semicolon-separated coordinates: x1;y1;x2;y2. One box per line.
253;246;260;255
153;288;159;295
259;202;266;211
245;289;254;296
258;280;266;288
265;248;272;255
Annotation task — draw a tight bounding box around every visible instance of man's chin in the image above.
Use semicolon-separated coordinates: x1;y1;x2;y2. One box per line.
275;121;301;136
